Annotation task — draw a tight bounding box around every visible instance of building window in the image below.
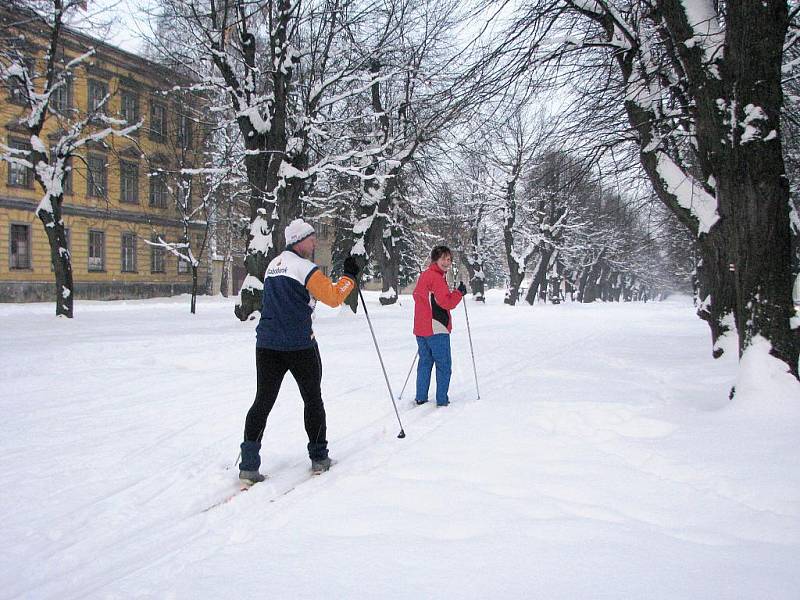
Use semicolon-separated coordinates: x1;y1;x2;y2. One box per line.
120;161;139;204
8;58;33;105
150;102;166;141
151;236;165;273
177;114;192;148
121;232;137;272
7;138;33;188
87;155;107;198
177;253;189;273
88;230;105;271
149;172;168;208
121;90;139;126
63;157;73;194
88;79;108;113
10;224;31;269
50;74;73;113
51;228;70;271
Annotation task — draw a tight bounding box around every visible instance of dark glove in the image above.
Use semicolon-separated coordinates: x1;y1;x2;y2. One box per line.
343;256;360;280
456;281;468;295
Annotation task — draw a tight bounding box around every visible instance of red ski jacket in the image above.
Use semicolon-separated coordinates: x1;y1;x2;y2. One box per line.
413;263;464;336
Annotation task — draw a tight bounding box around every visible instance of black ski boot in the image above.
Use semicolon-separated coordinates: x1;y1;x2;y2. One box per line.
311;457;332;473
239;470;266;485
239;440;265;484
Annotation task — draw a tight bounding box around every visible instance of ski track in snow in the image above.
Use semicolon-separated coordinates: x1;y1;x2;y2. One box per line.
1;291;798;599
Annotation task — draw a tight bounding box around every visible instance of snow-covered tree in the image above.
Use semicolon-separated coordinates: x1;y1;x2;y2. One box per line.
471;109;547;305
140;95;220;313
0;1;139;317
476;0;799;378
340;0;484;308
146;0;460;317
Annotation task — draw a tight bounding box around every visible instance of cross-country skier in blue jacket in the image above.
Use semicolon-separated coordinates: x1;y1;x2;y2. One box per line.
239;219;359;483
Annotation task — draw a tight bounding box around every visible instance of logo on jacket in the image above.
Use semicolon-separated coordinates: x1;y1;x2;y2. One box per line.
267;265;289;276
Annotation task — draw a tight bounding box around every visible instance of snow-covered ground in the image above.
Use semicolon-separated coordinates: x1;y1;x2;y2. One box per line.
1;291;798;600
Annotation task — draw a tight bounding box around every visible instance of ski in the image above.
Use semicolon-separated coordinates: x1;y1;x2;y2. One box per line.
202;460;336;512
268;461;335;503
201;479;261;513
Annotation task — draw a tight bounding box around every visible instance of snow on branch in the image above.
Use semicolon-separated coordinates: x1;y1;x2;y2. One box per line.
316;71;404;111
653;151;719;234
64;48;96;71
678;0;725;70
145;236;199;268
0;142;34;169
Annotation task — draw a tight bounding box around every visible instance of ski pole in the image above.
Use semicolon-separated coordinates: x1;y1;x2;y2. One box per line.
398;352;418;400
357;286;406;438
453;263;480;400
462;292;480;400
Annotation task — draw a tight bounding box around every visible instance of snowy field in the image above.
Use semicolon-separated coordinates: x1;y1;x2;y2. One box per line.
1;290;798;600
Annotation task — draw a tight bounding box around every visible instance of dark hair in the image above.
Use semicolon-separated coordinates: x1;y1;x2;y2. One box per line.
430;245;452;261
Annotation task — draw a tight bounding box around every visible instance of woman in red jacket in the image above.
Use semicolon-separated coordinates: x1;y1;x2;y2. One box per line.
413;245;467;406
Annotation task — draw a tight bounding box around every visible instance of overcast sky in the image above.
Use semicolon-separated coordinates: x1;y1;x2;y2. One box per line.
87;0;153;54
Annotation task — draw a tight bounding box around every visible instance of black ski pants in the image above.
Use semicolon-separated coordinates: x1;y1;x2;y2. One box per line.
244;344;327;454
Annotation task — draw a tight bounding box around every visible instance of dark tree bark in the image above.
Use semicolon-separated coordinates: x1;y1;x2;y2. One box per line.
205;0;300;321
344;60;419;312
375;221;401;306
632;1;796;373
525;249;554;305
502;157;527;305
37;198;73;317
580;250;606;303
485;0;798;377
191;265;198;314
463;207;487;302
4;2;74;316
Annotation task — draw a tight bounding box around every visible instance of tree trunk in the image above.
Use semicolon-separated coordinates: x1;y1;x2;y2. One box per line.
505;263;525;305
611;273;623;302
189;265;197;314
598;267;612;301
721;0;797;374
235;203;271;321
464;221;486;302
502;217;526;305
581;252;605;303
576;268;587;303
37;199;73;318
525;249;553;305
343;59;398;313
230;0;298;321
220;251;231;297
631;0;799;374
344;171;384;313
234;146;302;320
464;259;486;302
376;223;400;306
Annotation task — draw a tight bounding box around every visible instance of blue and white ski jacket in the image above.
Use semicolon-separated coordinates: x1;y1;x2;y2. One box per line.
255;250;355;351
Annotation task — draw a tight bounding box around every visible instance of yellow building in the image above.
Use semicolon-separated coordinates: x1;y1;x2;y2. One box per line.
1;10;208;302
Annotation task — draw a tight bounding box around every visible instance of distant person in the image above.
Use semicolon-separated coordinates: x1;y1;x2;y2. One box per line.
238;219;360;484
412;245;466;406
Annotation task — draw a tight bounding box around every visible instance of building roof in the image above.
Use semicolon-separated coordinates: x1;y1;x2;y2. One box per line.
1;4;194;88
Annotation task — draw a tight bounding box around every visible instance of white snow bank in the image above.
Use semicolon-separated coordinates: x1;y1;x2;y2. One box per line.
0;292;797;599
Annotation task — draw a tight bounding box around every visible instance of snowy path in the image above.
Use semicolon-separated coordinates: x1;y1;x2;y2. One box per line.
1;292;798;599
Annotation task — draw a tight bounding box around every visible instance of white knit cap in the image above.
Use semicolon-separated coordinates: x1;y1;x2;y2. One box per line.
285;218;315;246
